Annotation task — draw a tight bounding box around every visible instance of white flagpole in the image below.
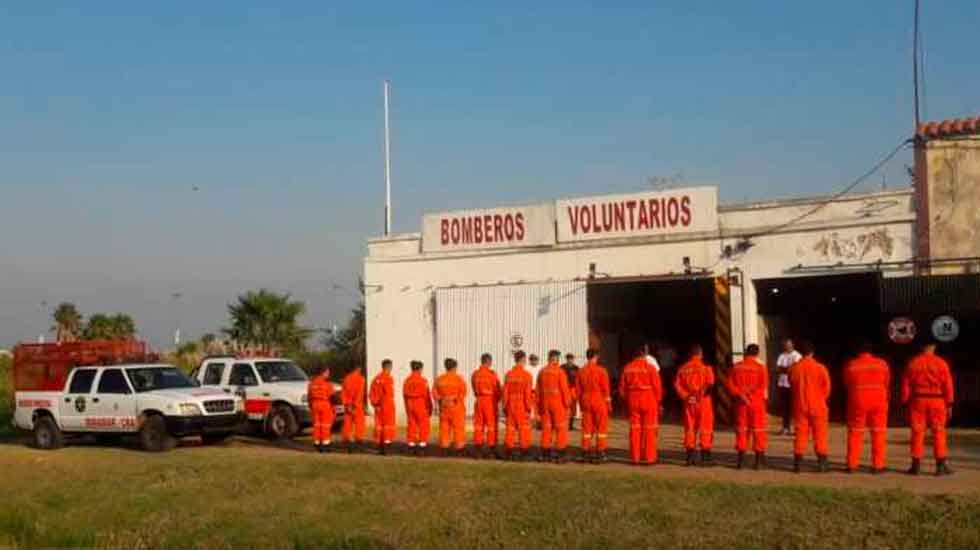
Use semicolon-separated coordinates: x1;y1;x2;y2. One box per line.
383;80;392;236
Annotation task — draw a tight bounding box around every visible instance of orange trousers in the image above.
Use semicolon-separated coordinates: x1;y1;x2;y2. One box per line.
439;405;466;449
626;393;658;464
733;400;767;453
580;402;609;451
373;404;396;444
909;397;948;460
539;400;569;450
793;412;829;457
342;406;365;443
472;397;498;447
311;402;334;444
405;399;431;446
846;400;888;469
504;409;532;450
682;398;714;450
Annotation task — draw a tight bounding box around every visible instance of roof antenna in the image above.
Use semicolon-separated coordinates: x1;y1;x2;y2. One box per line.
912;0;921;129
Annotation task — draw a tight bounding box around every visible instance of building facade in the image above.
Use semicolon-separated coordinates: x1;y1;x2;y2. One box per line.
364;116;980;424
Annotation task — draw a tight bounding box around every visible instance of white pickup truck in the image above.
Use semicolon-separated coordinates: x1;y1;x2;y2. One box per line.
14;363;244;452
192;356;344;439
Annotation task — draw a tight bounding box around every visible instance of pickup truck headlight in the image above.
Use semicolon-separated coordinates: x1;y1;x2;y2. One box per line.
179;403;203;416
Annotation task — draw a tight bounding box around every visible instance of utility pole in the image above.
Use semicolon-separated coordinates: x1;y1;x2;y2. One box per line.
383;80;392;236
913;0;921;129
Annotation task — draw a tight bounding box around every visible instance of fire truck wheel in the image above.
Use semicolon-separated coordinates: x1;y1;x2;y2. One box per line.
140;415;177;452
33;416;64;450
267;405;298;440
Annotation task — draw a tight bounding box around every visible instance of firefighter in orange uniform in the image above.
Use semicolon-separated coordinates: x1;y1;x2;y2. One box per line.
307;364;335;453
369;359;396;455
503;350;535;460
341;366;366;453
403;360;433;456
577;348;612;464
788;341;832;473
726;344;769;469
843;340;891;474
674;344;716;466
902;341;955;476
434;358;468;456
471;353;502;459
619;346;662;465
536;350;573;463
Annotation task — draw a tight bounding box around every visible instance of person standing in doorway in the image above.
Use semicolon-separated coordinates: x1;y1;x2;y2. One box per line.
777;338;802;435
527;354;542;429
561;353;580;431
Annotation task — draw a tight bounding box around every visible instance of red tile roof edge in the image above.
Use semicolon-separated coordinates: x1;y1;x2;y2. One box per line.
916;116;980;139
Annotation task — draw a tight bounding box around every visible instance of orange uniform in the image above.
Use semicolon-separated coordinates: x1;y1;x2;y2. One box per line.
674;357;716;452
789;356;831;457
537;361;573;452
726;356;769;454
307;374;335;445
403;372;433;447
471;365;501;448
369;370;396;445
901;351;954;460
576;359;611;452
434;371;468;450
341;370;366;444
618;357;662;464
843;353;890;470
503;364;534;450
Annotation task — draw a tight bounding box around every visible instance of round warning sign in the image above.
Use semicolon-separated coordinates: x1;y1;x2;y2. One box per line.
510;333;524;350
931;316;960;343
888;317;916;344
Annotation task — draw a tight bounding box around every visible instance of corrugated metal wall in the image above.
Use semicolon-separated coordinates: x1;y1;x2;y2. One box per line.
435;282;588;411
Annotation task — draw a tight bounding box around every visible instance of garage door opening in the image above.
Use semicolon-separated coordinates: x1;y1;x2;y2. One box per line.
588;277;723;419
755;273;881;421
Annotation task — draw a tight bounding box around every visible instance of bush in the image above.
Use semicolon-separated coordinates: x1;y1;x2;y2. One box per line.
0;354;14;440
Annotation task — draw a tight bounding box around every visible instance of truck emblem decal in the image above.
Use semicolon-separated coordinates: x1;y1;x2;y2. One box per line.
74;396;87;413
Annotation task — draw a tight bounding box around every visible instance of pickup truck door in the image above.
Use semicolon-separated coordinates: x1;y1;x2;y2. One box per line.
58;368;97;431
89;368;139;432
226;363;264;420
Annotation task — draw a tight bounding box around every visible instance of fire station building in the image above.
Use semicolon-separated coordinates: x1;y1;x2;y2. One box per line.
364;117;980;424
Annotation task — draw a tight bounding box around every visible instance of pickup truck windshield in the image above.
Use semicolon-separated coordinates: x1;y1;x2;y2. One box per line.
126;367;197;392
256;361;308;383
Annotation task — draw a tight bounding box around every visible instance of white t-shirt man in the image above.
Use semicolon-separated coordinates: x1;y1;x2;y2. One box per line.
776;350;802;388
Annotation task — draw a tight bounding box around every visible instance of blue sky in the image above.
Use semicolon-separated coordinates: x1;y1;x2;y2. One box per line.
1;1;977;348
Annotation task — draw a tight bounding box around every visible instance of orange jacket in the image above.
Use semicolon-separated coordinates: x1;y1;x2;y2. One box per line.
471;365;501;403
577;360;611;409
403;372;433;414
843;353;890;405
726;356;768;403
788;356;831;416
503;365;534;414
618;357;662;402
901;351;954;404
536;362;572;409
674;357;715;403
341;370;365;410
434;371;468;412
369;371;395;409
308;374;334;404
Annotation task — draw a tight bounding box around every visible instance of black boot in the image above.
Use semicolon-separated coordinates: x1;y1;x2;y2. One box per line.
754;452;766;470
906;459;921;476
685;449;696;467
379;443;388;456
701;449;713;466
315;443;323;454
504;448;513;461
347;442;354;454
736;452;745;470
936;460;954;476
597;451;608;464
793;454;802;473
817;454;830;473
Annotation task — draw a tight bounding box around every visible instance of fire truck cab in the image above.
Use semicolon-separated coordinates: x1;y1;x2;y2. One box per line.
192;356;343;439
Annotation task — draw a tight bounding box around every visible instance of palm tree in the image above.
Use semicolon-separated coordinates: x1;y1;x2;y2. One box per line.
51;303;83;343
224;289;311;353
82;313;137;340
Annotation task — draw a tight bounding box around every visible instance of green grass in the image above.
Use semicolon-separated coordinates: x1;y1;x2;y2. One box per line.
0;445;978;550
0;356;14;440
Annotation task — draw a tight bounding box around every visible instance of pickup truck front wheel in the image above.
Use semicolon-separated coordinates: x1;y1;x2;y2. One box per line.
33;416;64;450
140;415;177;452
267;405;298;440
